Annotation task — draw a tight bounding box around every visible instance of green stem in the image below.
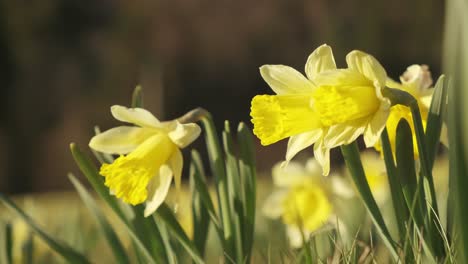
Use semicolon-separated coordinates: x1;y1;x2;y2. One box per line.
340;142;399;260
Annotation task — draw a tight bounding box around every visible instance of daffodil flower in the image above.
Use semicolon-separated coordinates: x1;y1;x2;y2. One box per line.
374;65;434;157
262;159;334;248
89;105;201;216
251;44;390;175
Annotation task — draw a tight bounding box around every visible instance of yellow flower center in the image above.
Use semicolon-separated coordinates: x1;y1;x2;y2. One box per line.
250;94;322;146
281;184;332;231
100;133;175;205
312;85;380;126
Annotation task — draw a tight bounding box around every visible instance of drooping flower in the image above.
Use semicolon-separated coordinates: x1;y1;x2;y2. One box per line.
250;44;391;175
374;65;434;157
89;105;201;216
262;159;334;248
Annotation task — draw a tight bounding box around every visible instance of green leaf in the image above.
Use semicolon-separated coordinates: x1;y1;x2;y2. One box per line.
380;128;408;241
340;143;399;260
0;194;91;264
237;122;256;261
425;75;447;169
0;221;13;264
200;114;234;257
22;233;34;264
69;143;156;264
68;174;130;264
223;121;244;263
156;203;205;264
190;151;213;256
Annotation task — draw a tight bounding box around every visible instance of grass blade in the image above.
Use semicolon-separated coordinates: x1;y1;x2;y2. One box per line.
68;174;130;264
0;193;91;264
0;221;13;264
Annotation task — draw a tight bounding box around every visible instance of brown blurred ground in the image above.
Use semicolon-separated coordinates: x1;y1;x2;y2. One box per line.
0;0;444;194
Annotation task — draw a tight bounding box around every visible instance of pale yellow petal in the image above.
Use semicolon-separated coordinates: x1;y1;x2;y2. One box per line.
313;69;370;87
169;149;183;190
314;139;331;176
286;226;309;248
285;130;323;163
386;77;402;89
323;118;367;148
260;65;315;95
167;122;201;148
262;190;287;219
305;44;336;79
346;50;387;87
144;165;173;217
89;126;155;154
273;161;309;187
364;107;390;147
111;105;160;128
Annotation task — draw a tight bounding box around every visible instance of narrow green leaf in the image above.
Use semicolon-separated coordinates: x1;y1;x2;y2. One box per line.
22;233;34;264
380;128;408;241
152;217;177;264
223;121;244;263
0;221;13;264
190;151;212;256
237;122;256;261
68;174;130;264
132;85;144;108
69;143;156;264
340;143;399;260
425;75;447;169
156;203;205;264
200;114;234;257
131;205;168;262
0;194;91;264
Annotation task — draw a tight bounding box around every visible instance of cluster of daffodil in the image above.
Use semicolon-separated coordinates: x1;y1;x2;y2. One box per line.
0;43;452;263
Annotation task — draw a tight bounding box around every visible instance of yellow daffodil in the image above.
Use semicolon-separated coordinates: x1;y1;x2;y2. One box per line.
251;44;391;175
262;159;333;248
374;65;434;157
89;105;201;216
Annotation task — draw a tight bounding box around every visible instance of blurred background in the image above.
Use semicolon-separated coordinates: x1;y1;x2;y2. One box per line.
0;0;444;194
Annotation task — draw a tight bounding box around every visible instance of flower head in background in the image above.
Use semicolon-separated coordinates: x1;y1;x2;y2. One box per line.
89;105;201;216
262;159;333;248
374;65;434;157
251;44;391;175
335;151;389;205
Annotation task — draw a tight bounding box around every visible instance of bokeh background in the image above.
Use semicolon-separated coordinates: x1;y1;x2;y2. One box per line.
0;0;444;194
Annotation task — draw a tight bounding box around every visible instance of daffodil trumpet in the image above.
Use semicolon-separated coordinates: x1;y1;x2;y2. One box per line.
89;105;202;217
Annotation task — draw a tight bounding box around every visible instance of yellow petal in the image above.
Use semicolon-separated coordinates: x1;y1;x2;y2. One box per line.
144;165;173;217
251;94;322;145
305;44;336;79
111;105;160;128
323;119;367;148
89;126;156;154
167;122;201;148
364;106;390;147
314;139;331;176
313;69;371;87
285;130;323;163
169;149;183;190
346;50;387;87
260;65;315;95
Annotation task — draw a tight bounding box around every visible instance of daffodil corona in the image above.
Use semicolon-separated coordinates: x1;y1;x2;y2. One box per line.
251;44;390;175
89;105;201;216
